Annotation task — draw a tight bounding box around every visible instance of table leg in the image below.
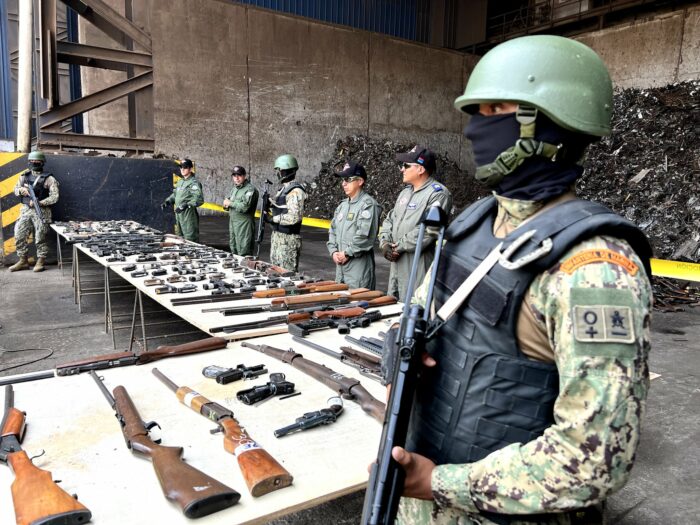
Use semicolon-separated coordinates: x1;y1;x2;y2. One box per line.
128;291;138;353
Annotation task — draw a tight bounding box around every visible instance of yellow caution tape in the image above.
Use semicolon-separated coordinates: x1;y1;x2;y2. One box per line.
650;258;700;283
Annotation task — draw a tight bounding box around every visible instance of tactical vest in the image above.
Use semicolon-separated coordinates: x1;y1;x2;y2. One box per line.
407;196;652;467
20;171;51;206
272;182;304;234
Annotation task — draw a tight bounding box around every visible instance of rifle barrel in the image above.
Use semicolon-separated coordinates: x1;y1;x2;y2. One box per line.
152;368;179;393
90;370;116;409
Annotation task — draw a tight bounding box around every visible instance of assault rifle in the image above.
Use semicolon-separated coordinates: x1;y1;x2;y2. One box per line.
291;335;382;381
55;337;228;376
151;369;293;496
1;385;92;525
362;204;449;525
255;179;273;258
241;342;386;422
91;372;240;517
287;309;397;337
21;176;50;224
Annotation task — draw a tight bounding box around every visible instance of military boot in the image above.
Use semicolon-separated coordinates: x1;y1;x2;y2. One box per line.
9;256;29;272
27;256;36;265
33;257;46;272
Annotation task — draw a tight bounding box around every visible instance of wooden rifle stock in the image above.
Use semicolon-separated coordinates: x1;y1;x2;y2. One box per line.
1;386;92;525
112;385;240;517
151;369;293;497
137;336;228;364
366;295;398;307
312;306;366;319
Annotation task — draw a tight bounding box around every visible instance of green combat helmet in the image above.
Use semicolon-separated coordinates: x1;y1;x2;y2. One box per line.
28;150;46;166
274;154;299;183
454;35;613;186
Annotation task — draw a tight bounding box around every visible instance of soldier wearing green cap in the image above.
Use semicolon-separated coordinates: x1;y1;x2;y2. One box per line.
268;154;307;272
223;165;259;256
327;160;382;289
9;151;59;272
161;158;204;242
381;36;654;525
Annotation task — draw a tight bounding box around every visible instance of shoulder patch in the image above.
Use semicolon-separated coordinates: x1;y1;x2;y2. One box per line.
431;183;443;192
360;209;372;219
560;249;639;276
573;305;635;344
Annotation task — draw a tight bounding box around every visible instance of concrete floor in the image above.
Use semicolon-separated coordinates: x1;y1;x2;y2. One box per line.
0;215;698;524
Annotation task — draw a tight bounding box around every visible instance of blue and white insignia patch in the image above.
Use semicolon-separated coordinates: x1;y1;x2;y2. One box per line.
431;183;443;192
407;202;417;210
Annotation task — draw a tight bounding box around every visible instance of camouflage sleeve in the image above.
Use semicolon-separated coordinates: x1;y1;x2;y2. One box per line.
277;188;306;226
327;205;340;255
13;174;25;197
39;176;59;206
396;189;452;254
431;235;652;516
345;201;380;257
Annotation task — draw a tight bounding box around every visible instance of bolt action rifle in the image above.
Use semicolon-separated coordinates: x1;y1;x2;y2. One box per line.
362;205;449;525
255;179;273;258
151;368;293;497
1;385;92;525
90;371;240;518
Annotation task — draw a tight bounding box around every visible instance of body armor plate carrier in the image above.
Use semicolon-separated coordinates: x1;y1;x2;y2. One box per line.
272;182;304;235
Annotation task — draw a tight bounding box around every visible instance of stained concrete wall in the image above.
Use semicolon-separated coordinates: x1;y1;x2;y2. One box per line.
577;5;700;89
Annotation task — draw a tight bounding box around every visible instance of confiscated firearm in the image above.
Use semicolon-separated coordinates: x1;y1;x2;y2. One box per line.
345;334;385;356
91;371;239;518
215;294;397;316
255;179;273;258
1;385;92;525
274;397;344;438
241;342;385;423
288;309;397;337
291;335;382;381
362;205;449;525
236;373;295;405
56;337;228;376
202;363;267;384
151;368;293;497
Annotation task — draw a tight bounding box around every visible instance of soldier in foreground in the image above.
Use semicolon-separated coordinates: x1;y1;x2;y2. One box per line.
268;154;307;272
386;36;653;524
10;151;59;272
326;160;381;289
161;158;204;242
378;146;452;301
223;165;259;256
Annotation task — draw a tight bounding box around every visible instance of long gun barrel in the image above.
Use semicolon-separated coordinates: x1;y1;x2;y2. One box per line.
255;179;273;258
1;385;92;525
90;371;240;518
241;342;385;423
151;368;293;497
23;173;49;224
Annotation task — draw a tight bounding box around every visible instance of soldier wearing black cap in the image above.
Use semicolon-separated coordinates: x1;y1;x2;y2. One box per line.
161;158;204;242
326;160;382;289
223;165;259;256
378;145;452;301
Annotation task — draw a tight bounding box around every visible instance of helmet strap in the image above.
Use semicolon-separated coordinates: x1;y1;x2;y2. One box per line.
475;106;566;186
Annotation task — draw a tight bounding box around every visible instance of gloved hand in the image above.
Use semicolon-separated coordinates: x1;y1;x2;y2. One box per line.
175;205;188;213
160;202;168;210
381;243;400;262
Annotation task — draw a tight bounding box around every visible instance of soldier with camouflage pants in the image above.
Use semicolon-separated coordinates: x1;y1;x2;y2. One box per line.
268;154;306;272
10;151;59;273
161;158;204;242
224;165;259;256
383;36;654;525
326;160;381;289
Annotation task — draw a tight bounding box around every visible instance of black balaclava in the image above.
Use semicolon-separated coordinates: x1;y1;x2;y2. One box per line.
464;112;592;202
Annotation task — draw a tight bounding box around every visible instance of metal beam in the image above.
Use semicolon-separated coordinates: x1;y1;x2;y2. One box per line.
56;41;152;71
39;0;59;108
38;71;152;128
61;0;152;52
39;131;154;151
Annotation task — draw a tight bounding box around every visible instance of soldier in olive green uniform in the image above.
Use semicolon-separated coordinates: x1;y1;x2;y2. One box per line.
268;154;307;272
381;36;654;525
9;151;59;273
326;160;382;289
161;158;204;242
378;146;452;301
223;165;259;256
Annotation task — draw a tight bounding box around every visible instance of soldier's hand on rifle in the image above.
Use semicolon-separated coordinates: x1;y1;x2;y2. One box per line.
19;186;29;196
390;446;435;500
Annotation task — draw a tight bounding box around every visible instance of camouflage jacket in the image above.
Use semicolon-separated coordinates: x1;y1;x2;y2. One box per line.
402;192;653;525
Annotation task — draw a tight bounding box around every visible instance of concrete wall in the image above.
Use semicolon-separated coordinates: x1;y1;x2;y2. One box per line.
577;5;700;88
148;0;473;205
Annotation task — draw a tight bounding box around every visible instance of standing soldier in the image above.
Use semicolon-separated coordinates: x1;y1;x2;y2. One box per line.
268;154;307;272
161;158;204;243
326;160;382;289
223;165;259;256
384;35;654;525
378;146;452;301
10;151;59;272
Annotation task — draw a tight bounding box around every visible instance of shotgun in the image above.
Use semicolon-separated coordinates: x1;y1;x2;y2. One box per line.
241;342;386;423
56;337;228;376
90;371;240;518
0;385;92;525
151;368;293;497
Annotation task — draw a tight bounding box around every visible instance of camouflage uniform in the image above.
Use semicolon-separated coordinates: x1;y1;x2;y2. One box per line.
378;177;452;301
227;179;259;256
164;175;204;242
327;189;382;289
13;171;59;258
400;192;653;525
270;181;306;272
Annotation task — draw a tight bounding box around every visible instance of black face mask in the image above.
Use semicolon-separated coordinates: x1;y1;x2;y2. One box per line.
28;161;43;172
464;112;588;202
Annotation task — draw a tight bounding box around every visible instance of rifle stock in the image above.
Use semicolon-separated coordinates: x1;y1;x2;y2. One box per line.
112;385;240;518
